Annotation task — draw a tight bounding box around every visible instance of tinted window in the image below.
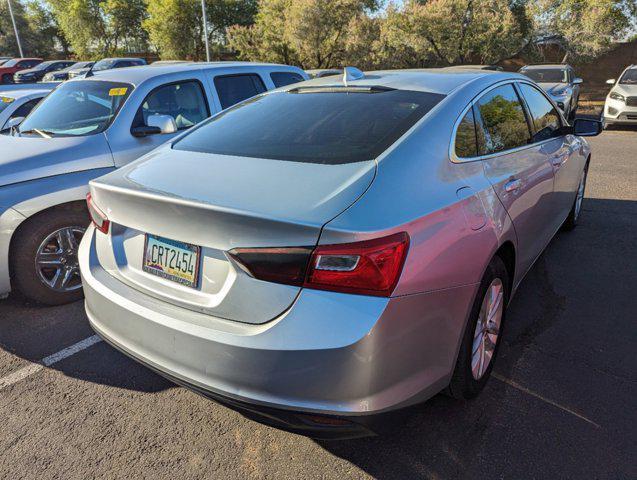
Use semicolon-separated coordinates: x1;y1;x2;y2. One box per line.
11;98;41;119
475;84;530;155
520;68;568;83
455;107;478;158
133;81;209;131
175;88;445;164
214;74;266;109
19;80;132;137
270;72;304;88
519;83;561;142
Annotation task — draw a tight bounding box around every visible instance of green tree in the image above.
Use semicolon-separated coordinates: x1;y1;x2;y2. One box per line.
0;0;60;57
144;0;257;61
531;0;637;61
47;0;148;58
227;0;380;69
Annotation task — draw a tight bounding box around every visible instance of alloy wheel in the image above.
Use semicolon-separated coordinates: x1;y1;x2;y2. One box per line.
35;226;85;292
471;278;504;380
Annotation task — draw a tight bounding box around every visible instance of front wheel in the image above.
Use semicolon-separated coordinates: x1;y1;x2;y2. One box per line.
10;204;89;305
448;256;509;399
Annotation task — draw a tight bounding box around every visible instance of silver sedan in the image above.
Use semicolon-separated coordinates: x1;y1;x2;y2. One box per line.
79;68;601;438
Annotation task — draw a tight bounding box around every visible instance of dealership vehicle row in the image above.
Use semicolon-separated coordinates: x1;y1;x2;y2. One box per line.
0;58;634;439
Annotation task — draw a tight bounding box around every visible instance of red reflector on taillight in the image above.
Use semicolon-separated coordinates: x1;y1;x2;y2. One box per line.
86;193;110;234
305;232;409;296
230;232;409;297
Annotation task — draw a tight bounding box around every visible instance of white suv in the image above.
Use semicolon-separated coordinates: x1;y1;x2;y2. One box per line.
604;65;637;128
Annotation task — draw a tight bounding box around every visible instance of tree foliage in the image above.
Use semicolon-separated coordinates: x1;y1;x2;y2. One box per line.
144;0;257;60
0;0;62;57
46;0;148;59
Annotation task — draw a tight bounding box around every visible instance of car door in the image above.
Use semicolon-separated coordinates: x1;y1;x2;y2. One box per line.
476;83;556;277
517;82;584;229
109;79;211;166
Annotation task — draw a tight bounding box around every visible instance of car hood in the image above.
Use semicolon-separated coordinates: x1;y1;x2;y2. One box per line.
0;134;114;187
537;82;570;95
611;84;637;96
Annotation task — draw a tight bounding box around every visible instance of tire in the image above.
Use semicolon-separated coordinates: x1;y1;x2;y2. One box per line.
448;256;510;399
562;162;589;231
10;204;90;305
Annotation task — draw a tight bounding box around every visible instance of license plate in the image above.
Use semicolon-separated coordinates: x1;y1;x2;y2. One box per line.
142;234;200;288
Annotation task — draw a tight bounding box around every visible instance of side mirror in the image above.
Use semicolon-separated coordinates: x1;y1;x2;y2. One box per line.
572;117;602;137
4;116;24;130
606;79;616;85
131;114;177;137
573;77;583;85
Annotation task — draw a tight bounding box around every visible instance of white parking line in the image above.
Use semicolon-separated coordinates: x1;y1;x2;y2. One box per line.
0;335;102;391
492;373;601;429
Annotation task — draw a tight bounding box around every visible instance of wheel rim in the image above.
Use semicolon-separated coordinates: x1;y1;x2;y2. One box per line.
471;278;504;380
35;226;85;292
574;170;586;221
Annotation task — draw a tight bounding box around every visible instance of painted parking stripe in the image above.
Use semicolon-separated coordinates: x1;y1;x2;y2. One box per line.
0;335;102;391
492;373;601;429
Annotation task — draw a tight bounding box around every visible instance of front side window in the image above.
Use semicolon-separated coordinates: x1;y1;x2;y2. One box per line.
214;74;266;109
520;68;568;84
175;88;445;164
474;84;530;155
133;81;209;131
11;98;41;119
455;107;478;158
270;72;305;88
518;83;561;142
18;80;132;137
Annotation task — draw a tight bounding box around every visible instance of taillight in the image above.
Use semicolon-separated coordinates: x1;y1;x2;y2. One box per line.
229;232;409;297
86;193;110;234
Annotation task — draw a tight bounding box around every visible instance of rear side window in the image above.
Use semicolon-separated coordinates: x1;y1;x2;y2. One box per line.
518;83;561;142
175;88;445;164
214;74;266;109
133;81;209;130
455;107;478;158
474;84;530;155
270;71;305;88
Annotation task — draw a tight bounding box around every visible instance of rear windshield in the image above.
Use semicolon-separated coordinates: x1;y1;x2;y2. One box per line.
174;88;445;164
520;68;567;83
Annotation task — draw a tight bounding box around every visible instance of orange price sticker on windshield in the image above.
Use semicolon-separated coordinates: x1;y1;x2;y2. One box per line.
108;87;128;96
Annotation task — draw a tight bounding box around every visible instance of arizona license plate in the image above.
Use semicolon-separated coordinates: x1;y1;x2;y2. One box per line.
142;234;200;288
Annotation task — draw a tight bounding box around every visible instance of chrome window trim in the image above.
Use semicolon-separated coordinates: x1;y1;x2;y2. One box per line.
450;79;565;164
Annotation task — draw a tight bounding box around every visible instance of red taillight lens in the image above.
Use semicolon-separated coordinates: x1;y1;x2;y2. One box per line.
230;232;409;297
86;193;110;234
305;232;409;296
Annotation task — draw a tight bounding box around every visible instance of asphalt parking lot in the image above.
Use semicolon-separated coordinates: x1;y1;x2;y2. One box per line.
1;129;636;480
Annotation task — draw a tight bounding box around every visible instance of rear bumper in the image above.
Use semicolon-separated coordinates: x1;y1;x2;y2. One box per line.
80;225;477;434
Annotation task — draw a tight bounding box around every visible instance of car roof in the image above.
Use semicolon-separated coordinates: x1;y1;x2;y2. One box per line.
0;88;50;99
522;64;569;69
83;61;304;85
286;68;524;95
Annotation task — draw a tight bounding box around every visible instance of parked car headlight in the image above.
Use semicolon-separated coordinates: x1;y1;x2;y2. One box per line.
609;91;625;102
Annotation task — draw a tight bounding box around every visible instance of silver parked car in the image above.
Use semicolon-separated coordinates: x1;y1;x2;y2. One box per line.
0;62;307;305
0;88;49;131
519;64;583;119
604;65;637;127
80;68;601;437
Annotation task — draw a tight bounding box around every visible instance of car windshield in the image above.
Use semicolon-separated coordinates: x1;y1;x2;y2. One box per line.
0;96;15;114
619;69;637;84
521;68;568;83
93;60;117;71
18;80;132;137
30;61;55;71
3;59;20;67
174;88;445;164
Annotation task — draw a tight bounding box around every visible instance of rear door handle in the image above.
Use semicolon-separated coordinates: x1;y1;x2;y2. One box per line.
504;179;522;192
